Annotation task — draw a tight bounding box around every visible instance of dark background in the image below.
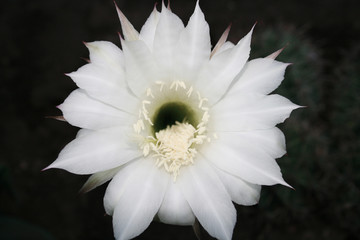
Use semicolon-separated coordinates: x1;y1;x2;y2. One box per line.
1;0;359;239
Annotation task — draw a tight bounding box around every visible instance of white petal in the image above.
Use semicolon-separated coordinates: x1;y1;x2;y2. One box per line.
67;64;138;113
157;181;195;226
211;25;231;58
216;41;235;55
174;1;211;81
104;159;169;240
152;3;184;78
178;157;236;240
214;167;261;206
85;41;124;70
229;58;290;95
196;27;253;105
59;89;135;130
115;3;139;41
80;166;121;193
46;127;141;174
201;136;290;187
139;7;160;51
122;40;160;96
217;128;286;159
75;128;93;138
211;93;300;131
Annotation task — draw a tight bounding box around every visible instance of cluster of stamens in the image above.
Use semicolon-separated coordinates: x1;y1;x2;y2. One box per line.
133;80;211;180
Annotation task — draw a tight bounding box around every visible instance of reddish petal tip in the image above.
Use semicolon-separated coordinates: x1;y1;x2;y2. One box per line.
41;166;50;172
117;32;124;40
81;57;90;63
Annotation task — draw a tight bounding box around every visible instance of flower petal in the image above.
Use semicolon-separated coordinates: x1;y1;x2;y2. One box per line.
67;64;138;113
59;89;135;130
157;181;195;226
210;25;231;58
178;157;236;240
104;159;169;240
139;7;160;51
152;2;184;78
214;167;261;206
211;93;300;131
201;136;290;187
196;27;253;105
266;47;285;60
229;58;290;95
46;127;141;174
216;41;235;55
174;1;211;81
122;40;160;96
115;3;139;41
85;41;124;70
216;128;286;159
80;166;121;193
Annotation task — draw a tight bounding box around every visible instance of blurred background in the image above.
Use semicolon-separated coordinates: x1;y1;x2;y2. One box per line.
1;0;359;239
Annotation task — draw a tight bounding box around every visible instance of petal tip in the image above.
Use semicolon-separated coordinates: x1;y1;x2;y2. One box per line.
45;115;66;122
266;47;285;60
153;2;158;11
41;165;51;172
114;2;139;41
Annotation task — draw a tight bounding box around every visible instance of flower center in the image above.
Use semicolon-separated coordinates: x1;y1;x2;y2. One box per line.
152;102;197;133
133;80;211;180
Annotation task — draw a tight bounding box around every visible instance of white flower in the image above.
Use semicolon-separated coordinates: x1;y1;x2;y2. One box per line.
46;1;300;240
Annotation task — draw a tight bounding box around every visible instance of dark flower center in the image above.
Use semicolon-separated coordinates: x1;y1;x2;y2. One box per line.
152;102;197;133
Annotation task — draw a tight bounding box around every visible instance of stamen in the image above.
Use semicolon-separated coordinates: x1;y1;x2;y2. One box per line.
156;81;165;91
186;86;193;98
170;80;187;91
152;122;198;180
197;91;208;108
133;119;145;134
146;88;155;98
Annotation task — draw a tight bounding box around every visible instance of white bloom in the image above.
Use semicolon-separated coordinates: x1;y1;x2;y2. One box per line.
46;1;300;240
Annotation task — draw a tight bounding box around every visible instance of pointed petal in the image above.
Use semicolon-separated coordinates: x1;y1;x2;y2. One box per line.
229;58;290;95
201;135;291;187
139;7;160;51
67;64;138;113
122;40;160;96
178;157;236;240
85;41;124;70
157;181;195;226
59;89;135;130
46;127;141;174
174;1;211;81
152;2;184;78
104;159;169;240
115;3;139;41
214;167;261;206
266;47;285;59
197;27;253;105
80;166;121;193
210;24;231;58
211;93;301;131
